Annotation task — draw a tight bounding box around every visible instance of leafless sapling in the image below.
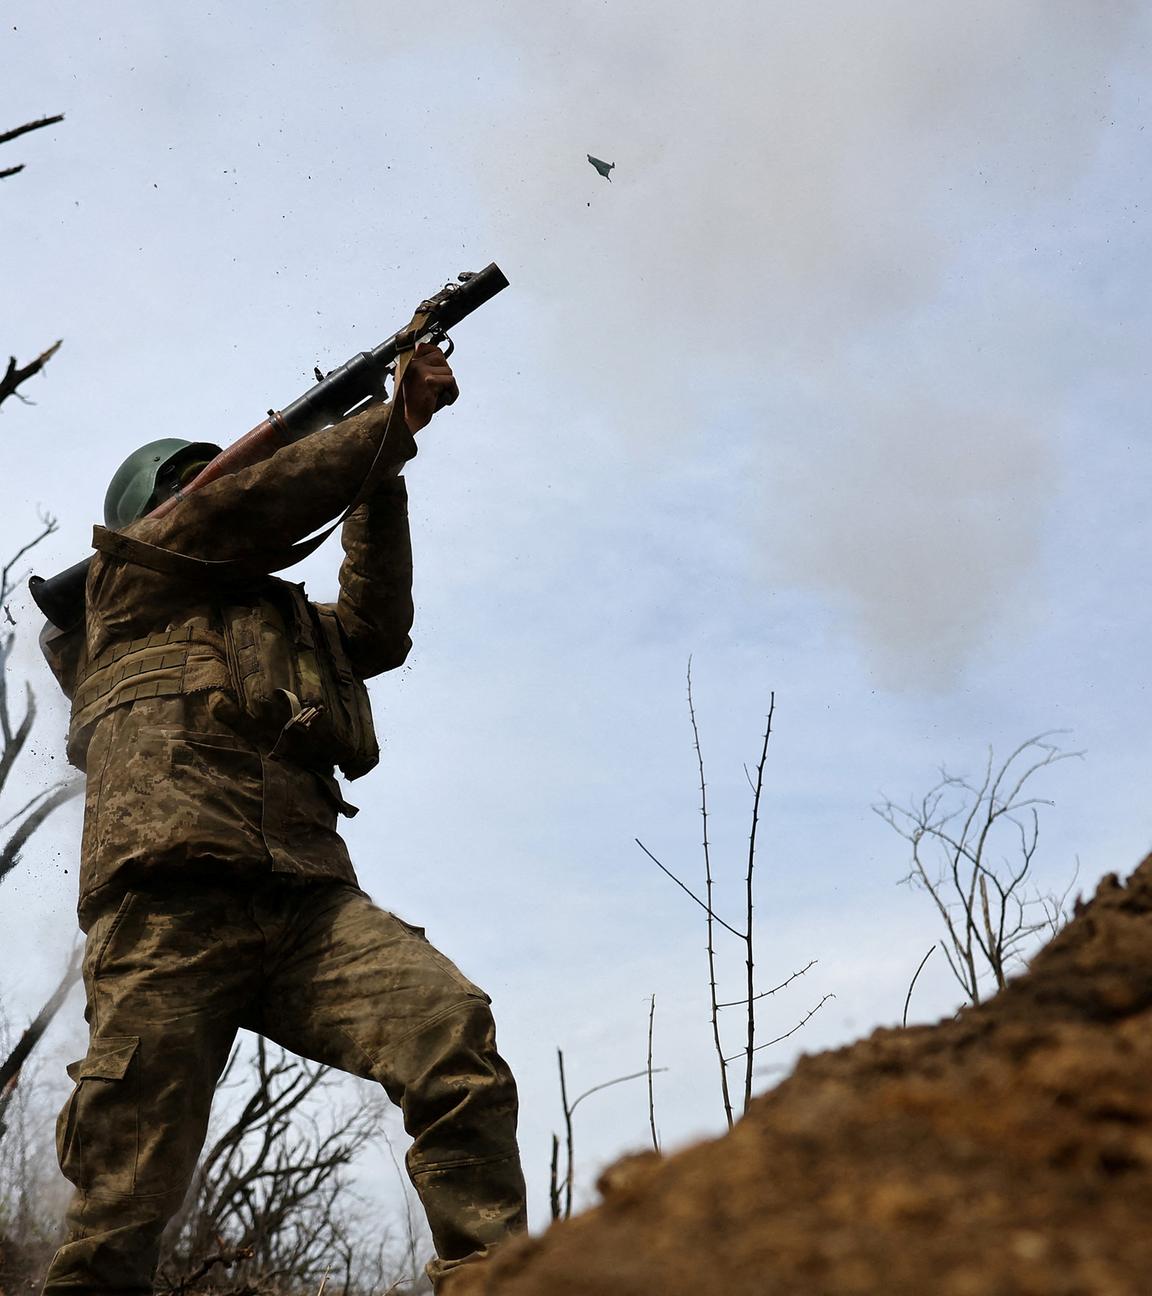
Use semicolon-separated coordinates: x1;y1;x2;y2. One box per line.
875;734;1081;1008
636;664;830;1128
548;1046;668;1221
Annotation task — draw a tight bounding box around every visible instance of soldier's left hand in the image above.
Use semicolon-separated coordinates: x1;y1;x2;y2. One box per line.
401;343;459;434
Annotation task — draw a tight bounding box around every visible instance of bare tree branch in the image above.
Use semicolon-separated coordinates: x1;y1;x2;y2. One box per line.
0;341;63;410
165;1244;254;1295
0;783;61;833
0;777;83;887
0;115;65;148
633;837;744;939
0;670;34;789
0;114;63;185
161;1040;400;1293
0;946;81;1136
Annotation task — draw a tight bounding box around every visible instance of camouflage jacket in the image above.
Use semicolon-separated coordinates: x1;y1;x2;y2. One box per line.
41;401;416;926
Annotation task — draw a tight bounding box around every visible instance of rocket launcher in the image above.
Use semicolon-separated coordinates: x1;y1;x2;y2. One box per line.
30;263;509;629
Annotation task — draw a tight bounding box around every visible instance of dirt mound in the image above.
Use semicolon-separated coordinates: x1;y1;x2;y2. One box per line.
452;856;1152;1295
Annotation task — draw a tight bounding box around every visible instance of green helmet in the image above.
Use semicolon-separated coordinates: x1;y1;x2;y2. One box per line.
103;438;222;529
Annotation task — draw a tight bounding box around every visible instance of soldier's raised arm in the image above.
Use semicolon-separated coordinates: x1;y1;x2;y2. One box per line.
316;478;415;679
125;343;456;568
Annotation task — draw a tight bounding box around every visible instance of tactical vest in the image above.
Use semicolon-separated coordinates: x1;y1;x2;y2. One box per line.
53;582;379;780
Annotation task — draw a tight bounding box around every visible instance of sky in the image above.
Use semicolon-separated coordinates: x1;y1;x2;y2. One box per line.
3;0;1152;1229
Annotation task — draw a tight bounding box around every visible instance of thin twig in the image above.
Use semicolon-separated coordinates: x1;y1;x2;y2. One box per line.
731;993;835;1061
688;659;735;1130
633;838;745;939
379;1125;422;1287
716;959;817;1008
0;511;58;603
902;946;936;1027
647;994;659;1153
568;1067;669;1117
743;693;774;1113
0;785;56;834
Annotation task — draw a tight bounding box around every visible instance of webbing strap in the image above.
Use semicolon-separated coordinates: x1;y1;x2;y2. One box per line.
90;527;271;581
72;625;197;710
90;310;431;582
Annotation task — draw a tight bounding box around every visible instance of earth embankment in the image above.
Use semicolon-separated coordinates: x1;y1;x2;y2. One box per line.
452;856;1152;1295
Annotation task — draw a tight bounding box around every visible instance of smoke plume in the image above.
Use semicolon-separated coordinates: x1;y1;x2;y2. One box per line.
348;1;1142;681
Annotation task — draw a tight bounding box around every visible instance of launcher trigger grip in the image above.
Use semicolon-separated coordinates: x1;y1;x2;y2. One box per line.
422;324;454;361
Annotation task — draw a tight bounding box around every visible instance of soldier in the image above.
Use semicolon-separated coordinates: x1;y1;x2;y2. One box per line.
38;344;527;1294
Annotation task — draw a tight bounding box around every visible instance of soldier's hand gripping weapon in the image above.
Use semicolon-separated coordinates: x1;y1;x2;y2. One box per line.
30;263;509;630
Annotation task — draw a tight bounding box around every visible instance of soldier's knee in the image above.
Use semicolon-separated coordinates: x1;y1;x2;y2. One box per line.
385;995;512;1098
415;993;499;1066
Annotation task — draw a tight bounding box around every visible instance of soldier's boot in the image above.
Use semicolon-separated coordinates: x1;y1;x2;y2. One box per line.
43;1187;190;1296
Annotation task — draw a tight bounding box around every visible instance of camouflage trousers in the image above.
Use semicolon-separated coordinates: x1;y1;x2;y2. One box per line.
41;877;527;1295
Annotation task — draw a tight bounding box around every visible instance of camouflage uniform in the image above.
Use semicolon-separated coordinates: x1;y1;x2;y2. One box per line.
39;402;527;1294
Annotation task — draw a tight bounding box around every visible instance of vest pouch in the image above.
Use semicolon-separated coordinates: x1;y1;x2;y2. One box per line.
222;587;379;780
311;605;380;780
221;596;312;740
